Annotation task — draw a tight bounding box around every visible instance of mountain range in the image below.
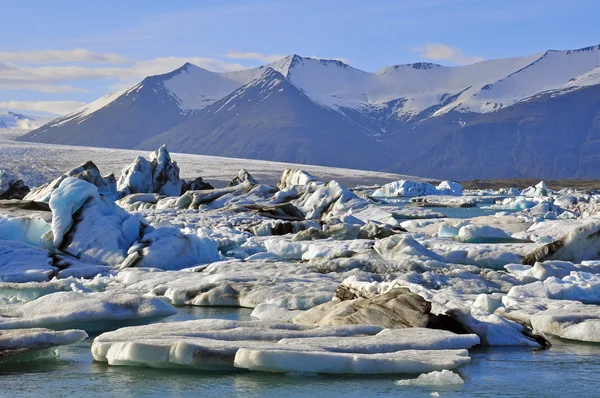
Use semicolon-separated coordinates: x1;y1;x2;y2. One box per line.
18;45;600;180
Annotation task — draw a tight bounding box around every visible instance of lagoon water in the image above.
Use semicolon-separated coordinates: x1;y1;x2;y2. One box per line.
2;306;600;398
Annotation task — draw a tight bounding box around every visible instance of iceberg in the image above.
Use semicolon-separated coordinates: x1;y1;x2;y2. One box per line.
0;328;87;363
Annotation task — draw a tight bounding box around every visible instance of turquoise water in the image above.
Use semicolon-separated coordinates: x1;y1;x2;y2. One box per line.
2;307;600;398
375;196;513;219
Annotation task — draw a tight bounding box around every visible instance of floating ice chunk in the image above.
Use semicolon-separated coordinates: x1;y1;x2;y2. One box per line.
522;181;549;198
435;181;463;196
116;261;338;310
448;309;543;347
522;218;600;264
24;161;116;202
0;239;110;283
123;227;220;270
251;303;303;322
530;305;600;343
234;348;470;374
0;240;57;282
0;328;87;363
278;328;479;353
92;319;386;370
48;178;144;265
277;169;322;190
374;235;447;264
373;180;462;197
0;215;52;248
472;294;502;314
117;145;182;197
0;291;177;332
49;177;100;247
0;276;108;303
395;369;464;386
438;224;459;238
264;238;309;260
457;225;511;243
229;169;258;187
373;180;439;197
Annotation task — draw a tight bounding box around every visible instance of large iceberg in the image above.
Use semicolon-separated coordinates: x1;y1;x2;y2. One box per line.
92;319;473;373
372;180;462;197
117;145;182;197
24;161;117;202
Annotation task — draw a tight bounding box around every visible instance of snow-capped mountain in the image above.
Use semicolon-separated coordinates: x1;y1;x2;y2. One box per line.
0;110;54;140
18;44;600;179
0;110;52;130
137;68;383;170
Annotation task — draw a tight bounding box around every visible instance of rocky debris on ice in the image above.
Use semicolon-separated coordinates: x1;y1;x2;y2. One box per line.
372;180;462;197
24;161;117;202
0;328;87;363
395;369;464;386
117;145;182;197
92;319;473;373
0;291;177;332
0;170;30;200
181;176;213;193
522;218;600;265
336;277;549;348
277;169;322;190
294;287;445;329
229;169;258;187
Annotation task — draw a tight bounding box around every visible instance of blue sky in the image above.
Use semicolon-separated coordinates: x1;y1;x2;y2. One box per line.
2;0;599;115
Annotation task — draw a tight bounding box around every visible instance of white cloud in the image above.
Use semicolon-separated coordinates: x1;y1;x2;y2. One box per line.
0;100;86;115
412;43;485;65
0;55;248;93
226;51;286;63
0;49;131;64
0;82;87;93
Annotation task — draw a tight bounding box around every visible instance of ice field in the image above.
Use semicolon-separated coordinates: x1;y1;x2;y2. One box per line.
3;141;600;395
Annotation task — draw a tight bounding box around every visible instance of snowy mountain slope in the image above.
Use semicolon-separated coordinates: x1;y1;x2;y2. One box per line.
136;68;384;170
392;84;600;180
17;44;600;179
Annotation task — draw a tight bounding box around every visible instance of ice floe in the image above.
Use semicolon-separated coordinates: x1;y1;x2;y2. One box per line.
0;328;87;363
0;291;177;332
92;319;473;373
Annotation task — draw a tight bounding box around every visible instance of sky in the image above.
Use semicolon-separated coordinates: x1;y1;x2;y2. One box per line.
2;0;599;116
